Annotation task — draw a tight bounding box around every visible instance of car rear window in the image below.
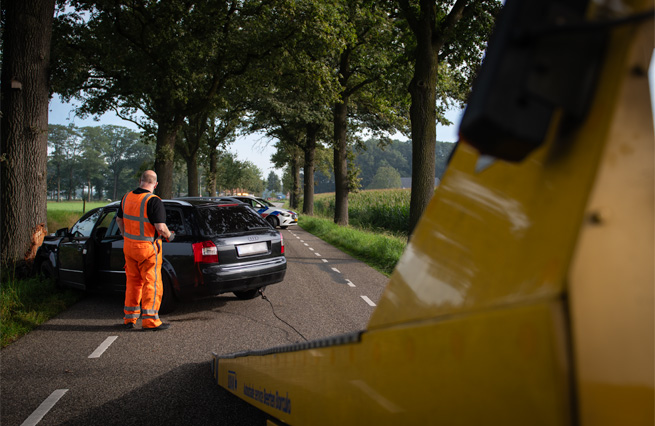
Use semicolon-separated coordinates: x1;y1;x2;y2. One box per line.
195;204;271;236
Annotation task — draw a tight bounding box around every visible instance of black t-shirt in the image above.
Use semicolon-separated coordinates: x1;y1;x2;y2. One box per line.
117;188;166;225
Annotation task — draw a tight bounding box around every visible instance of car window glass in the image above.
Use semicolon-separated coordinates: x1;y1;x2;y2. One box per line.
106;217;121;237
196;205;270;236
93;210;116;239
165;208;189;236
70;209;104;238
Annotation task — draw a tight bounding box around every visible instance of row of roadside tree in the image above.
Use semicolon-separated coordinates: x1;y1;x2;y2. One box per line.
47;123;456;202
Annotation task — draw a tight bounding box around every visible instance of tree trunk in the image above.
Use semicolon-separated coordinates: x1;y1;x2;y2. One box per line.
153;119;182;199
302;124;318;215
290;153;301;210
408;16;439;236
186;155;199;197
0;0;55;268
333;98;349;226
113;172;118;200
207;147;218;196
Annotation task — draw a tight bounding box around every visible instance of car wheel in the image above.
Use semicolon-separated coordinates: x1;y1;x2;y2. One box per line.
159;273;177;314
266;216;278;228
233;288;260;300
280;226;288;229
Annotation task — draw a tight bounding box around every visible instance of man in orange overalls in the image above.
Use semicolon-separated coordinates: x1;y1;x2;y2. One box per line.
116;170;173;331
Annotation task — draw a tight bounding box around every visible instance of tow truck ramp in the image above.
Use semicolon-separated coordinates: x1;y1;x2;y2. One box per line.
212;0;654;424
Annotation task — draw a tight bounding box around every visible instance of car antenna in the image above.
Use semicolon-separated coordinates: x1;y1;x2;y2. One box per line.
258;288;308;342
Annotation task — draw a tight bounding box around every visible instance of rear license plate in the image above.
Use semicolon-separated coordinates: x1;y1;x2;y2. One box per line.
237;242;268;256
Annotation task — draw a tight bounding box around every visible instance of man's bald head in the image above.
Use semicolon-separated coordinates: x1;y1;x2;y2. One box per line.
139;170;158;191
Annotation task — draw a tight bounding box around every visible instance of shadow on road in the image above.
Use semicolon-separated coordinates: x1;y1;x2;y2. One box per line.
57;361;270;426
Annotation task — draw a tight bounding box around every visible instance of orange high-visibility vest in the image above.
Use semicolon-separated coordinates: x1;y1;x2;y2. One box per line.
121;191;160;242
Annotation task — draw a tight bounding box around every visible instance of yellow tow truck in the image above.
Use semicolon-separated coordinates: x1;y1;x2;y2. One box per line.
212;0;654;424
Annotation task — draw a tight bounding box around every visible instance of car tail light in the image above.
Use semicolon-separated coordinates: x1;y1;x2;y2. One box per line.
280;232;285;254
193;241;219;263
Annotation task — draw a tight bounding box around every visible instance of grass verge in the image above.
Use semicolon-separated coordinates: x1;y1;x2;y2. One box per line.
1;272;82;348
298;215;406;277
2;202;96;348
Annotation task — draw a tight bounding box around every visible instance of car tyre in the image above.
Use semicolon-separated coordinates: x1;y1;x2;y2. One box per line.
233;288;260;300
159;273;177;314
266;216;278;228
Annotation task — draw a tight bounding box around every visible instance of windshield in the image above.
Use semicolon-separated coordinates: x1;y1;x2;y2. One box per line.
196;205;270;236
257;198;274;207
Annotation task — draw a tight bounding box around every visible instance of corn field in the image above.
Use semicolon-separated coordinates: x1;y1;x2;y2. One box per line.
313;189;411;236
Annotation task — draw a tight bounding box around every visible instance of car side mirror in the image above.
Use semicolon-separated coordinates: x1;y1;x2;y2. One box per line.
55;227;69;237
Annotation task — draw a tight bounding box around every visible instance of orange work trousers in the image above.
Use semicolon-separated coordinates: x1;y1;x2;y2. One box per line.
123;239;163;329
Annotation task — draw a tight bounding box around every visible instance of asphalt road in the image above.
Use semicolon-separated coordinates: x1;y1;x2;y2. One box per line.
0;227;390;426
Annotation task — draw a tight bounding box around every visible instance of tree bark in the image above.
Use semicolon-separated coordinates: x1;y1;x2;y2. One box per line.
407;4;439;236
290;153;301;210
0;0;55;267
186;155;199;197
68;167;74;200
207;147;219;196
302;124;318;215
153;119;183;199
333;98;349;226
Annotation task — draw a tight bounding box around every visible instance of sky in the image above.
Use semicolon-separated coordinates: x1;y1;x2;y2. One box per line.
48;53;655;177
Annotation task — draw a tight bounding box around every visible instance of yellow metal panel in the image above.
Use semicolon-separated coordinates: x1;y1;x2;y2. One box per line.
217;301;572;425
568;18;654;426
212;1;654;425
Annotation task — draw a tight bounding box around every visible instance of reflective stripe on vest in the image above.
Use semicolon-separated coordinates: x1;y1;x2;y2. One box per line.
121;192;158;242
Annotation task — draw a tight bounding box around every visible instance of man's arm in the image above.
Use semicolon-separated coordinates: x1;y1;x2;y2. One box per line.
116;217;125;236
154;223;172;241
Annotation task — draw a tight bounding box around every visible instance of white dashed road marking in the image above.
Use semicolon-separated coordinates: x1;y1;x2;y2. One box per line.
21;389;68;426
361;296;377;307
88;336;118;359
292;232;376;310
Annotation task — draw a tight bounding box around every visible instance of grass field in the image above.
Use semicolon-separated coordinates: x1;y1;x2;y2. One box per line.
46;201;107;232
313;188;411;237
